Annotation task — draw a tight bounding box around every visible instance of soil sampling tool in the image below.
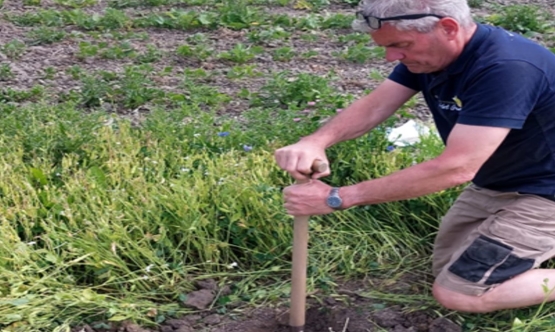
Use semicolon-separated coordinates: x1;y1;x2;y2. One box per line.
289;159;328;332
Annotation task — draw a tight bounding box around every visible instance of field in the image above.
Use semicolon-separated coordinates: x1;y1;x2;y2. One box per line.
1;0;555;331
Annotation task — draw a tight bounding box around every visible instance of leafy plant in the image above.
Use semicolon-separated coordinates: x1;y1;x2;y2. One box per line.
43;66;56;80
108;0;170;8
76;41;100;59
295;14;321;30
301;50;319;58
54;0;97;8
247;27;291;44
99;41;136;59
118;65;165;108
255;71;334;107
176;44;214;61
467;0;484;8
337;32;371;44
1;39;27;59
226;64;261;79
135;44;163;64
218;0;264;30
26;27;66;45
0;85;45;102
66;65;83;80
217;43;263;64
98;8;132;30
321;13;353;29
487;5;552;34
0;64;14;81
79;74;114;107
336;44;385;64
272;46;295;62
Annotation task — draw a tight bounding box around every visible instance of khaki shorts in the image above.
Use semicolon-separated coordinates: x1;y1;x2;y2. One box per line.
434;184;555;296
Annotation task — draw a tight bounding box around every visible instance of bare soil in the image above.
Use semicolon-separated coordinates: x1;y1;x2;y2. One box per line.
71;277;461;332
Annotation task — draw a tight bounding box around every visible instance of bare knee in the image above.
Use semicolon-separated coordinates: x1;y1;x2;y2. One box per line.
432;282;492;313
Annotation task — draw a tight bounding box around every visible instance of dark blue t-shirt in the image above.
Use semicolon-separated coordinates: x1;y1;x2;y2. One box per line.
388;23;555;195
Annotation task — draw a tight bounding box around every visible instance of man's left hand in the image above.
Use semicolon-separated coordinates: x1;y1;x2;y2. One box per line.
283;180;334;216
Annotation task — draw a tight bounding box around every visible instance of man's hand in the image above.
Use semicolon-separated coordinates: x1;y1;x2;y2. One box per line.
283;180;334;216
274;141;331;181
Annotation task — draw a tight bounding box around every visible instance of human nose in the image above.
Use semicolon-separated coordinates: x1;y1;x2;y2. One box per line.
385;48;405;62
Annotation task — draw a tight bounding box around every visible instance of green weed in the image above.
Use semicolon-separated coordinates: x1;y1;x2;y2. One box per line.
218;0;265;30
217;43;263;64
226;64;262;79
26;27;66;45
23;0;41;5
487;5;552;34
135;44;164;64
254;71;335;107
54;0;97;7
336;44;385;63
272;46;295;62
1;39;27;59
0;64;14;81
176;44;214;61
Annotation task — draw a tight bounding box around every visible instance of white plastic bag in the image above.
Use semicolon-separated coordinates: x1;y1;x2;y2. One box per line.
387;120;432;147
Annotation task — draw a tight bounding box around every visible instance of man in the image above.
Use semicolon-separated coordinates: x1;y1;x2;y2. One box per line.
274;0;555;313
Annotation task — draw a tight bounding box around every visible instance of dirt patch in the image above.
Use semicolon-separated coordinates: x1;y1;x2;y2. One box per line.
71;276;461;332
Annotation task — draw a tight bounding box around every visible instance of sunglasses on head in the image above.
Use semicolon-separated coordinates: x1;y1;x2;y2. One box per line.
356;11;445;29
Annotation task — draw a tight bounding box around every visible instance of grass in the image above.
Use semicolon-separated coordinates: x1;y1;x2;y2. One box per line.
1;0;555;331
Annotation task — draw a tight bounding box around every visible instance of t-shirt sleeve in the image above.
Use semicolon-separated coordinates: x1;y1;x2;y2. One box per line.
387;64;422;92
458;61;546;129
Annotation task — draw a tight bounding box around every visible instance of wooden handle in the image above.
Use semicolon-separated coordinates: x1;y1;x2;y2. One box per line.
290;159;328;331
309;159;327;176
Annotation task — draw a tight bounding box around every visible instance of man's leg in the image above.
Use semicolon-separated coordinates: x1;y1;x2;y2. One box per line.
432;186;555;313
433;269;555;313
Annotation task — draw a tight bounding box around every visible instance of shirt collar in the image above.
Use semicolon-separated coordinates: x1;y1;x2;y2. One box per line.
444;23;490;75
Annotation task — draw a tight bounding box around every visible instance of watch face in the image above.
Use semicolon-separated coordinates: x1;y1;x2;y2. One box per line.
327;196;342;208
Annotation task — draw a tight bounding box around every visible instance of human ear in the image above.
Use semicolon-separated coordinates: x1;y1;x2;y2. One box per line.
438;17;459;40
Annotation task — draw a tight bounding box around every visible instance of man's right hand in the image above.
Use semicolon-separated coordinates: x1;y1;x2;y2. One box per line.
274;140;330;181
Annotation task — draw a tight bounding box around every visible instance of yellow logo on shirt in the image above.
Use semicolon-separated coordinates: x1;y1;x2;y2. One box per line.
453;96;462;108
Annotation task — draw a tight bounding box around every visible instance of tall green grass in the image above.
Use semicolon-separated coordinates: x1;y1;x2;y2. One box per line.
0;99;459;330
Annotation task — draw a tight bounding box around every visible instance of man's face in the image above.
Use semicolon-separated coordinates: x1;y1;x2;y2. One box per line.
371;23;453;73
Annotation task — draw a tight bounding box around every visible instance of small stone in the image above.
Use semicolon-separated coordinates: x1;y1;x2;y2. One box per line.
429;317;462;332
175;327;194;332
196;278;218;291
182;289;215;310
325;296;337;306
165;318;191;329
372;308;404;328
183;314;202;323
203;314;222;325
124;323;152;332
220;285;232;296
393;325;415;332
159;326;173;332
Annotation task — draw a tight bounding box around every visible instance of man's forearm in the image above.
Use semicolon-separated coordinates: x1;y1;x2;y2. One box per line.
341;157;474;208
300;80;417;149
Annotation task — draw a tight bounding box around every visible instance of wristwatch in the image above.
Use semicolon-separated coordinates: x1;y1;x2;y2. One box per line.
326;187;343;210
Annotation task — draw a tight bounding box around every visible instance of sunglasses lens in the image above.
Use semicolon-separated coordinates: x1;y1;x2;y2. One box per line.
368;16;380;29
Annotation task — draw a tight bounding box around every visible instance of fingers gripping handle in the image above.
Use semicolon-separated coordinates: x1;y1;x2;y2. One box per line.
290;159;327;331
310;159;327;175
298;159;328;184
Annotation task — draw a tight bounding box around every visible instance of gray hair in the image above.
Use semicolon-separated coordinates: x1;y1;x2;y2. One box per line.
352;0;474;33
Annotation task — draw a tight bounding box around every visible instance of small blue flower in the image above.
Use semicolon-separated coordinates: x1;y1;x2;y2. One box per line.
386;145;395;152
243;145;253;152
217;131;230;137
